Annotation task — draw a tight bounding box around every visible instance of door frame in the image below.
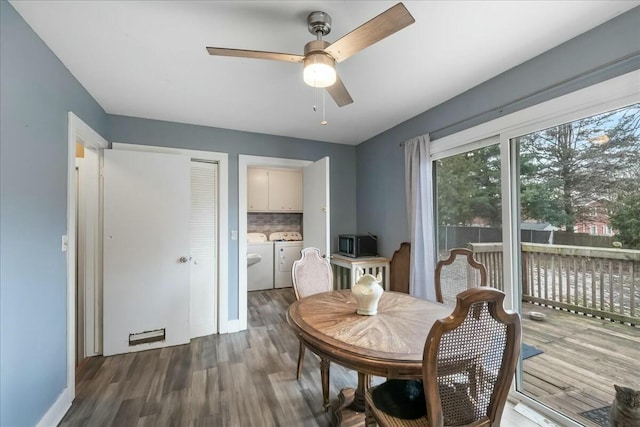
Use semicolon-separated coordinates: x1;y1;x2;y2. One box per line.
238;155;311;331
112;143;229;332
66;112;108;404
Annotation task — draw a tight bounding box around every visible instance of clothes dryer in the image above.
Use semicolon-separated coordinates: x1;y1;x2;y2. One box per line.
270;232;303;289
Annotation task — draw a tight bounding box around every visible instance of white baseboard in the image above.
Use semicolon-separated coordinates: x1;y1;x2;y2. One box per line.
37;387;72;427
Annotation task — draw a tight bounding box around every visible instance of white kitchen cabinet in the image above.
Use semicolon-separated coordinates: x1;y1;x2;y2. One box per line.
268;169;303;212
247;168;269;211
247;167;302;212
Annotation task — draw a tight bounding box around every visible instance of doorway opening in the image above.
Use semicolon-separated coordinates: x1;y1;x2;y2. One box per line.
238;155;330;332
66;113;108;399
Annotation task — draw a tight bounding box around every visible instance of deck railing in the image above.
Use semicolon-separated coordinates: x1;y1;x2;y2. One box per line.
468;242;640;325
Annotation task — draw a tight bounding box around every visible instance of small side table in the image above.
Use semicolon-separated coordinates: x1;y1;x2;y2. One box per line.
330;254;391;290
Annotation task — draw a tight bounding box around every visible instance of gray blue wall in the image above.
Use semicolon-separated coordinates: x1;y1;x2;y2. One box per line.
356;7;640;258
2;0;638;424
108;114;357;319
1;2;355;423
0;1;109;425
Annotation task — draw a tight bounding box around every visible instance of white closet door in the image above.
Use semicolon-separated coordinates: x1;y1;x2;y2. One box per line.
190;161;218;338
103;150;191;356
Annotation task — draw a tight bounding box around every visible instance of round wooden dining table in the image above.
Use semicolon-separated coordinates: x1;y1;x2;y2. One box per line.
286;290;452;426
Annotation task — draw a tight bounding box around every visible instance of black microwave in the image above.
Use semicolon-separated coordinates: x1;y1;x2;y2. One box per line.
338;235;378;258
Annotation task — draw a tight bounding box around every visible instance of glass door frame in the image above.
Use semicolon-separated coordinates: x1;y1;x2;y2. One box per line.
426;70;640;426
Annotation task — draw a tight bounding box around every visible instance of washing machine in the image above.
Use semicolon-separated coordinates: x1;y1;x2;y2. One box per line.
270;232;303;289
247;233;274;291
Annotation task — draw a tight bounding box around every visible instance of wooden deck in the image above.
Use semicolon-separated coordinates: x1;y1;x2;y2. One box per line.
521;301;640;426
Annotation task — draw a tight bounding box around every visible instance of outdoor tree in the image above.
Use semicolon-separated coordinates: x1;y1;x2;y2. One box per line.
436;155;477;226
609;192;640;249
435;103;639;235
470;145;502;226
436;144;501;227
517;103;640;231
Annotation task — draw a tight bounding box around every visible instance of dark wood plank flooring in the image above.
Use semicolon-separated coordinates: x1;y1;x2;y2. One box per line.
61;289;357;426
63;289;625;426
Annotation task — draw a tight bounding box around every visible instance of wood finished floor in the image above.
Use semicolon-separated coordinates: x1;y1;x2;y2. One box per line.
521;302;640;427
61;289;537;427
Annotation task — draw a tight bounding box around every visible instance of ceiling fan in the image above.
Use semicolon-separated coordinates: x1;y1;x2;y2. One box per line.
206;2;415;107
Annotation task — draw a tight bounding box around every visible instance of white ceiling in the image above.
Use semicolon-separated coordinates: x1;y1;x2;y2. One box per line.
10;1;639;145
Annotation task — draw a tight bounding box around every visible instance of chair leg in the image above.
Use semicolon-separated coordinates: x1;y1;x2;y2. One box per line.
296;341;305;380
320;358;331;412
365;400;376;426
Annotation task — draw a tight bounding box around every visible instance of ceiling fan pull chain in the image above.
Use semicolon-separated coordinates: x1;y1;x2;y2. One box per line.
312;53;319;113
321;89;328;126
313;85;317;112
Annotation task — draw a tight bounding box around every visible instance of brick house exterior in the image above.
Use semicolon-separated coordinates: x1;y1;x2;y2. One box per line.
574;200;614;236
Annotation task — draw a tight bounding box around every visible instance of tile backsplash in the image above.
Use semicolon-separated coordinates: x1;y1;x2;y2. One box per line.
248;213;302;236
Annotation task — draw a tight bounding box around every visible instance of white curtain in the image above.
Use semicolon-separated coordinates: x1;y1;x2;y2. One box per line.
405;135;436;300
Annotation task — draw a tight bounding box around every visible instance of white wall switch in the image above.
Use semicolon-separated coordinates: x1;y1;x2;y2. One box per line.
231;230;238;240
61;235;68;252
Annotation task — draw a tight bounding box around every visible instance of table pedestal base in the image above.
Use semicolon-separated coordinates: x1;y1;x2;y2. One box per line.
331;372;370;426
332;388;364;427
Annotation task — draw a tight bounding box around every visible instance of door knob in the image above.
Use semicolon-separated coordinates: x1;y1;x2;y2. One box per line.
178;256;190;263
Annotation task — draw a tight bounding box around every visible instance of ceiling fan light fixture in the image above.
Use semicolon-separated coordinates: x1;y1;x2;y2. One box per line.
303;53;336;88
207;3;416;107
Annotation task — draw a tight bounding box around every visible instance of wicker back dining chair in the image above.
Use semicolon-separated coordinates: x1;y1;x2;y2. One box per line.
365;287;521;427
435;248;487;306
291;247;334;411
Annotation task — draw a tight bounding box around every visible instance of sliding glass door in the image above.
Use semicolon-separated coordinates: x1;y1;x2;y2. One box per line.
429;75;639;425
512;103;640;426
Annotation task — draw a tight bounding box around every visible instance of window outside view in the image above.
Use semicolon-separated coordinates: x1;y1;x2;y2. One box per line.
435;144;502;257
435;103;639;426
515;103;639;426
435;142;507;296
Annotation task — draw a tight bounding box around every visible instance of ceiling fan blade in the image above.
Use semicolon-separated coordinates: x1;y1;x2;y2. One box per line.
326;74;353;107
206;47;304;63
324;3;415;63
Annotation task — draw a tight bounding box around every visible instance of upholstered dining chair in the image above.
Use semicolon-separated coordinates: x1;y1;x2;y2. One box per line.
435;248;487;306
291;247;334;411
365;287;521;427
